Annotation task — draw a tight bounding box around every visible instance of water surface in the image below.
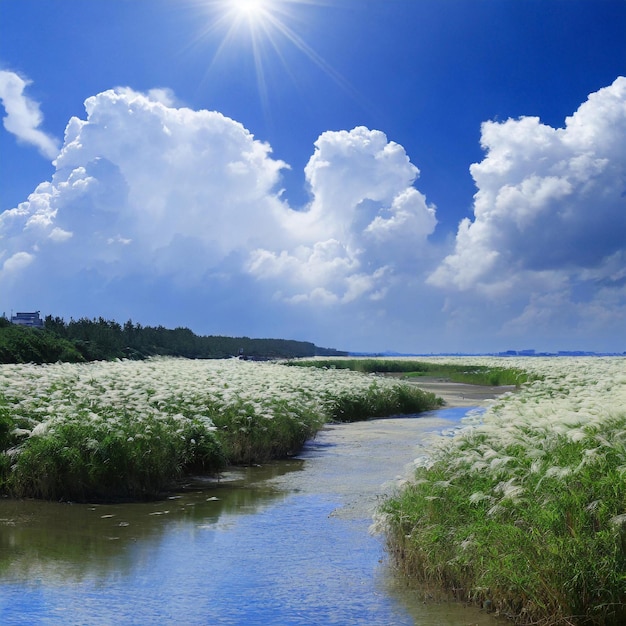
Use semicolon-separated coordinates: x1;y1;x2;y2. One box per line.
1;407;507;625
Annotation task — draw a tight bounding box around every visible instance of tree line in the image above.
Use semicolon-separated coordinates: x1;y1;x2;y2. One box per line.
0;315;346;364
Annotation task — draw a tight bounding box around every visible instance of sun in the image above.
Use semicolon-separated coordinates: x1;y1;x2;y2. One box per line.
210;0;278;30
193;0;356;116
228;0;270;20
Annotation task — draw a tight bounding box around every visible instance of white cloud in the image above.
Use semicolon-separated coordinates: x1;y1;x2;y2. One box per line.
425;77;626;349
365;188;436;242
1;78;624;352
430;76;626;292
303;127;420;215
249;126;437;300
48;227;73;242
0;70;59;159
0;87;292;286
2;251;34;274
1;92;437;310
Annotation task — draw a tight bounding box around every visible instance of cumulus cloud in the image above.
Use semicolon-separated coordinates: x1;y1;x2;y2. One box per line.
2;251;34;274
0;70;59;159
426;77;626;345
0;90;437;310
430;76;626;293
248;126;437;301
0;86;439;342
0;87;290;288
2;77;624;351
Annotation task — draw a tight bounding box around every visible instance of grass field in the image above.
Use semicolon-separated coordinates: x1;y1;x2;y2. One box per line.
379;356;626;626
287;356;535;386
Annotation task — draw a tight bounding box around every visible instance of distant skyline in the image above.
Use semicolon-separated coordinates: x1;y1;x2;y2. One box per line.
1;0;625;353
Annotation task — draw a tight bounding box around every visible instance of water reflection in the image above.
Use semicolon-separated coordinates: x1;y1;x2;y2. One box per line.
0;410;507;625
0;462;304;584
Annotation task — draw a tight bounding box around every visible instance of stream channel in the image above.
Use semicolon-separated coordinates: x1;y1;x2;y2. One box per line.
0;406;509;626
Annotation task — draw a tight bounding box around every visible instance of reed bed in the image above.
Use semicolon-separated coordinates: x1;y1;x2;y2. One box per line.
380;356;626;626
288;357;534;386
0;357;439;500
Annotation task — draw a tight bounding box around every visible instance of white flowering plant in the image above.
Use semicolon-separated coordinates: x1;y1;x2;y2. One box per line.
381;356;626;626
0;357;440;500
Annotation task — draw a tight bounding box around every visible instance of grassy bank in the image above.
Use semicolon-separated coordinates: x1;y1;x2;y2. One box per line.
380;357;626;626
287;357;534;387
0;357;440;501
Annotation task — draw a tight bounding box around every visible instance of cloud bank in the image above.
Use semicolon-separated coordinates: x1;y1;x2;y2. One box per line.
431;77;626;290
248;126;437;303
0;87;435;296
1;76;624;351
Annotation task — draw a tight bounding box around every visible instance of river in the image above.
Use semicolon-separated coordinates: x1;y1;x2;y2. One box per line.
0;404;509;625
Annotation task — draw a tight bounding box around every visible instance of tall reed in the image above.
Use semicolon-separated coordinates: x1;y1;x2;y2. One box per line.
381;357;626;626
289;357;534;386
0;357;441;500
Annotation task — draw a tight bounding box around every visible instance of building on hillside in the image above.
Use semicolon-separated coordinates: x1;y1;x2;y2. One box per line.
10;311;44;328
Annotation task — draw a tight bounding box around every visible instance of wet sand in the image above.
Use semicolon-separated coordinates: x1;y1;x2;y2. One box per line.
406;377;516;408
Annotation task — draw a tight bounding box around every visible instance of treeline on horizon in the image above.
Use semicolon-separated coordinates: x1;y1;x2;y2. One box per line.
0;315;347;364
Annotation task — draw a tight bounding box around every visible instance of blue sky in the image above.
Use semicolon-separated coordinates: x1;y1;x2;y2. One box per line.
0;0;625;353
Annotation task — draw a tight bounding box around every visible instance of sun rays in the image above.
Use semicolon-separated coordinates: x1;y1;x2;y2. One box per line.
192;0;357;117
228;0;271;20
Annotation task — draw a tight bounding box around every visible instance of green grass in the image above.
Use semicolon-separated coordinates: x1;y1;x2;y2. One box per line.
322;381;443;422
288;358;535;387
287;358;430;374
383;431;626;624
6;412;226;501
380;358;626;626
208;397;325;465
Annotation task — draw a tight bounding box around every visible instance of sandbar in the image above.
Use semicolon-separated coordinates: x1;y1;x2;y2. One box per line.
406;376;516;408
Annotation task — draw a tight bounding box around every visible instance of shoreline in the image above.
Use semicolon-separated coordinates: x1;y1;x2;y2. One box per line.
405;376;516;408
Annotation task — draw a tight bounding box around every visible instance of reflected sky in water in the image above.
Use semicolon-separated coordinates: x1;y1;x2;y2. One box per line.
1;409;506;626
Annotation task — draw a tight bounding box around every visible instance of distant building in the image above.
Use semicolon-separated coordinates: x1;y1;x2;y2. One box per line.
10;311;44;328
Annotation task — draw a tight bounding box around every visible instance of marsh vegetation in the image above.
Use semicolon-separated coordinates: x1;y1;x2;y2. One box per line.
380;357;626;626
0;357;439;500
3;354;623;625
287;357;535;387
